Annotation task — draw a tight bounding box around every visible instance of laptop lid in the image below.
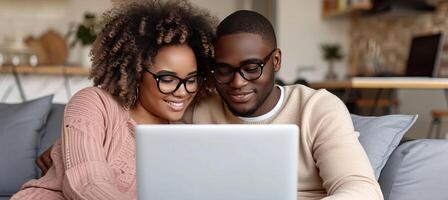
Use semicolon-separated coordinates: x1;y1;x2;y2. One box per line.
136;124;298;200
405;33;444;77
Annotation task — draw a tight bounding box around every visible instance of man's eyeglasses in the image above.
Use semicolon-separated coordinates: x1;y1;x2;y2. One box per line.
144;69;203;94
211;48;277;84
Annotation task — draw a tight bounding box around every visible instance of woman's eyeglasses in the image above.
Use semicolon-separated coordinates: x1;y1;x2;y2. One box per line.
144;69;203;94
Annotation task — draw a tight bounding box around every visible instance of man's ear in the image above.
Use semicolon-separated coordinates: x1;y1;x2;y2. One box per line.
273;48;281;72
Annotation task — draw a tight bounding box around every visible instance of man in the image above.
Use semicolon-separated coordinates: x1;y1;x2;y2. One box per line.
182;10;383;200
38;10;383;200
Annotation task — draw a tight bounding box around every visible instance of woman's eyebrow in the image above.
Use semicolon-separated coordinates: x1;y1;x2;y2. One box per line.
155;70;176;75
156;70;198;77
187;70;198;76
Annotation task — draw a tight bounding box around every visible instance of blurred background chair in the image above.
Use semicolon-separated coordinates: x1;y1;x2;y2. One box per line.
427;109;448;139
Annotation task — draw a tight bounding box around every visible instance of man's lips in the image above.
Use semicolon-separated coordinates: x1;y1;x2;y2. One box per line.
228;91;254;103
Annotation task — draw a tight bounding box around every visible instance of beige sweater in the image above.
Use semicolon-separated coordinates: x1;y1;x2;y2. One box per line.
183;84;383;200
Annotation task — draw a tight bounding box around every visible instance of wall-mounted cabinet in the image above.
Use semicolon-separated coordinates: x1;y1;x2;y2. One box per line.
322;0;372;19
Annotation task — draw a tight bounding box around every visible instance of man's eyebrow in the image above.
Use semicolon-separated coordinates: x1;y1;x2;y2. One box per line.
240;58;264;65
214;58;264;67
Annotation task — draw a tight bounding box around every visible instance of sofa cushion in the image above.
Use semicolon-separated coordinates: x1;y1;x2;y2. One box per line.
379;139;448;200
0;95;53;195
36;104;65;177
351;114;418;179
38;104;65;156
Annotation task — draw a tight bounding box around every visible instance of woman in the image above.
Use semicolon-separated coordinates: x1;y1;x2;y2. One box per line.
11;0;215;199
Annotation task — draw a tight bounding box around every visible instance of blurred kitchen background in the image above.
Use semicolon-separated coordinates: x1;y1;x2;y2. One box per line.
0;0;447;139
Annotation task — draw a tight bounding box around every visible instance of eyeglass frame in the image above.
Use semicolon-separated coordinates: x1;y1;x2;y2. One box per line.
210;48;277;84
144;68;204;94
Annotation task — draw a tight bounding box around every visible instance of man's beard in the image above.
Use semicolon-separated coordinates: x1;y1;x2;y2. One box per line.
220;87;273;118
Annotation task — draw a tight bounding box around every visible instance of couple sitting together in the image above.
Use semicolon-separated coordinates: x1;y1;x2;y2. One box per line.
12;0;383;199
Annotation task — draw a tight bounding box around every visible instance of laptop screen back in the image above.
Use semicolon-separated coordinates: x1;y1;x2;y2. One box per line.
135;124;298;200
405;33;444;77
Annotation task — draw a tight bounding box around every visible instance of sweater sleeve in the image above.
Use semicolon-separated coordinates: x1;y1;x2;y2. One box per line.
304;90;383;200
60;88;133;200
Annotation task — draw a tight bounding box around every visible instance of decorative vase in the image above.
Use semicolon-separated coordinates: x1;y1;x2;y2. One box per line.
325;59;338;80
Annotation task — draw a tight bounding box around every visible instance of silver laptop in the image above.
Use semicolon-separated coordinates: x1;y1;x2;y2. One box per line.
135;124;299;200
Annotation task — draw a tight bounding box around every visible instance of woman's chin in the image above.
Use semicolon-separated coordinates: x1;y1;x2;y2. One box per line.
163;111;185;122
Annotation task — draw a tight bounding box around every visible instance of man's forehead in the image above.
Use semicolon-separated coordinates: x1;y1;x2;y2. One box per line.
214;33;270;62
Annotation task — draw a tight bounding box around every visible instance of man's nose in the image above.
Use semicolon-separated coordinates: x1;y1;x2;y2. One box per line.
229;71;248;88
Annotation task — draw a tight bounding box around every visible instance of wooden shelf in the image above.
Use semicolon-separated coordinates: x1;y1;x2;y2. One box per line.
309;80;351;89
0;65;90;76
310;77;448;90
356;99;399;108
322;1;372;19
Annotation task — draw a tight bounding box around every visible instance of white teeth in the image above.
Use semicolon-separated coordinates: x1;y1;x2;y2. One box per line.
170;102;183;107
234;94;246;97
166;100;184;110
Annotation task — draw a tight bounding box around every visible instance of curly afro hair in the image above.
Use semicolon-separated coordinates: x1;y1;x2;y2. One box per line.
90;0;217;108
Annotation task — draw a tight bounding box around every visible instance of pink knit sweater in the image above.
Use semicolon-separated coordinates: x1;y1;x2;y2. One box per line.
12;87;138;200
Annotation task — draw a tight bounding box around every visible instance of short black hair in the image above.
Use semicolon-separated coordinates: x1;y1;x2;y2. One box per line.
216;10;277;48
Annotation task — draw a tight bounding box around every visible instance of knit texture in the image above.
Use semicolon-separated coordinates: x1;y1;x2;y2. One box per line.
12;87;137;200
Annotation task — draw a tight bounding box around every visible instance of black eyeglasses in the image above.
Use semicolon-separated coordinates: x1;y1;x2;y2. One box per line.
211;48;277;84
144;69;203;94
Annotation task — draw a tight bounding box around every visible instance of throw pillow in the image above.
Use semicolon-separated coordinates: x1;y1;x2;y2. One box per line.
351;114;418;179
0;95;53;195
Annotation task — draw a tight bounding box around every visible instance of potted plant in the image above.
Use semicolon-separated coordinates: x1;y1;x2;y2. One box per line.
320;43;343;80
67;12;103;67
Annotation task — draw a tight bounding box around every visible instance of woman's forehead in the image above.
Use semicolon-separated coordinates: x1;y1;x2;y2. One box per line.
151;45;197;75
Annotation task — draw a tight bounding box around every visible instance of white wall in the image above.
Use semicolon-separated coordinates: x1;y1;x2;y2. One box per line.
0;0;112;103
189;0;246;20
0;0;244;103
398;90;448;139
276;0;350;83
0;0;111;42
111;0;247;21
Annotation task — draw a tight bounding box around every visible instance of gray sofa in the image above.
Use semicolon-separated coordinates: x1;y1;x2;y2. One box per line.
0;102;65;200
1;100;448;199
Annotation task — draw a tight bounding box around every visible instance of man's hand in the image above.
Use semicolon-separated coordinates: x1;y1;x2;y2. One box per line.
36;146;53;176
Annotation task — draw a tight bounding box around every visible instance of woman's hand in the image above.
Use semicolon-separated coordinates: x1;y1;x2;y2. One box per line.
35;146;53;176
